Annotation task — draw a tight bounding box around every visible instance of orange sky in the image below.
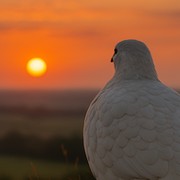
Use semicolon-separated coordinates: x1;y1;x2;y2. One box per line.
0;0;180;90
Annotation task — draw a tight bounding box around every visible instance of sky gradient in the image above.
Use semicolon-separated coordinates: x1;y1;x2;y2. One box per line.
0;0;180;89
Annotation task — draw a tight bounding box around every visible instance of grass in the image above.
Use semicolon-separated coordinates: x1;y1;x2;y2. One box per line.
0;90;97;179
0;155;67;178
0;155;94;180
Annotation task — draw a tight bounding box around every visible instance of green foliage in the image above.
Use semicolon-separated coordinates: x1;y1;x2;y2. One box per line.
0;156;95;179
0;175;11;180
61;166;95;180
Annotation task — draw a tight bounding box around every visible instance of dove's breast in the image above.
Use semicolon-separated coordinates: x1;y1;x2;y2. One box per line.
83;80;180;180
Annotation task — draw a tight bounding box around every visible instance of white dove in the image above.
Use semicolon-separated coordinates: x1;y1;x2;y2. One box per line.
83;39;180;180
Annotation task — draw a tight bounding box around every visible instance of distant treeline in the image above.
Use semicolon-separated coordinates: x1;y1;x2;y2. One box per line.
0;105;86;118
0;89;98;110
0;131;87;164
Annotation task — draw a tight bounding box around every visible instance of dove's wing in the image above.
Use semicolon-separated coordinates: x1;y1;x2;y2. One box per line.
84;80;180;180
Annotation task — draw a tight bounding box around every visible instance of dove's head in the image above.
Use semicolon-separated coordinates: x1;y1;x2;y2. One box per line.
111;39;158;81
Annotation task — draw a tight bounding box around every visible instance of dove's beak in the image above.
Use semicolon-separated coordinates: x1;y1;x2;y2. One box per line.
111;57;114;62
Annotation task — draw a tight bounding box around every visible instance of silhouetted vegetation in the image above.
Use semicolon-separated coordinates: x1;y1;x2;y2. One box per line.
0;131;87;164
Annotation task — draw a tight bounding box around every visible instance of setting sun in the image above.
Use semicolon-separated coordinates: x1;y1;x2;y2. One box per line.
26;58;47;77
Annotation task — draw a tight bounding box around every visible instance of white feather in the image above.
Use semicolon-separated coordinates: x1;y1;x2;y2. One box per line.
83;39;180;180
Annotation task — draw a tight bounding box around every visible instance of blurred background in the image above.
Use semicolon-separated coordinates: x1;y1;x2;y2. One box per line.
0;0;179;179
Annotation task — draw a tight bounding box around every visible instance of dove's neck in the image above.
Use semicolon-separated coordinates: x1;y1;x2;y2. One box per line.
114;52;158;81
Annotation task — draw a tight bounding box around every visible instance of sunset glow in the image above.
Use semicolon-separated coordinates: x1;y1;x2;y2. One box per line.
0;0;179;89
26;58;47;77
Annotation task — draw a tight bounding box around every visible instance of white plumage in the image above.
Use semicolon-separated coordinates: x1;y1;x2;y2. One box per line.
83;40;180;180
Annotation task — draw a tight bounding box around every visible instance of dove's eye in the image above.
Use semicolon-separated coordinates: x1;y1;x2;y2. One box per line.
111;48;118;62
114;48;118;54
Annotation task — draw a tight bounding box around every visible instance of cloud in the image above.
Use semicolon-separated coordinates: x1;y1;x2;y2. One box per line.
144;9;180;28
0;20;105;41
0;21;45;31
149;9;180;19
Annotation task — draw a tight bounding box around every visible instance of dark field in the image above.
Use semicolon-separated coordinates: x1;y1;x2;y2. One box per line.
0;89;179;179
0;89;98;179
